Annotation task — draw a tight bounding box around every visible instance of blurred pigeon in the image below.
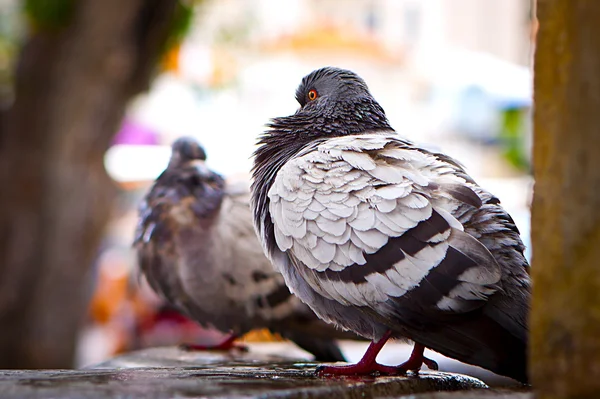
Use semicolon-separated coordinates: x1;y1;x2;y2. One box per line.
251;67;530;383
134;137;356;361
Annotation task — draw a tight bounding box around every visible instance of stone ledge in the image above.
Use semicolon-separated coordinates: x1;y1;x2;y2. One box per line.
0;345;492;399
0;367;486;399
390;389;532;399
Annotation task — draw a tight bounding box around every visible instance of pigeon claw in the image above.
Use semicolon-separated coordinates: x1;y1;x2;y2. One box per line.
395;355;438;373
423;357;439;371
317;330;396;377
395;343;438;372
316;341;439;377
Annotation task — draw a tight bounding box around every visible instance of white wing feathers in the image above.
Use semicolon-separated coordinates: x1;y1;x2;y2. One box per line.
268;134;501;311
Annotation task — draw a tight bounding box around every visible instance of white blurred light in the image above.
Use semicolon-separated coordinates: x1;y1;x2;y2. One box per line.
104;145;171;183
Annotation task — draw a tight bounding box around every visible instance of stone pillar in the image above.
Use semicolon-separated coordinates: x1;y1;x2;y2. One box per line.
531;1;600;397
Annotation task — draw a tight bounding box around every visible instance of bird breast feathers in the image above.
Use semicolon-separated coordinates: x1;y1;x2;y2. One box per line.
267;134;501;310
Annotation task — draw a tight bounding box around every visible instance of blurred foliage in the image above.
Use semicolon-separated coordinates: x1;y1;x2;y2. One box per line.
0;0;22;106
164;0;197;54
24;0;75;31
23;0;197;47
0;0;206;107
499;108;530;172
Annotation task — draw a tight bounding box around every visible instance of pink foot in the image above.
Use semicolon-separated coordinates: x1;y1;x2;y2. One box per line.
317;331;402;376
316;334;437;377
396;343;438;372
179;334;248;352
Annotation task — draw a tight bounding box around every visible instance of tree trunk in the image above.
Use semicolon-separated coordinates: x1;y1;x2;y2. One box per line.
531;1;600;397
0;0;181;368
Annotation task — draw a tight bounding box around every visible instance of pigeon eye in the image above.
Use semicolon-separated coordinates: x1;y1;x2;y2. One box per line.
307;90;318;101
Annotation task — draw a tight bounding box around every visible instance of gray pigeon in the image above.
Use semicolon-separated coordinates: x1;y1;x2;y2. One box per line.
134;137;357;361
251;67;530;382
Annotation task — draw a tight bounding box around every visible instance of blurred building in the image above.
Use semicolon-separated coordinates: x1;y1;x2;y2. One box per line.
194;0;532;62
426;0;531;65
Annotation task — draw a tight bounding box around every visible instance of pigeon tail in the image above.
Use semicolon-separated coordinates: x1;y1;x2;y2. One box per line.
395;309;528;383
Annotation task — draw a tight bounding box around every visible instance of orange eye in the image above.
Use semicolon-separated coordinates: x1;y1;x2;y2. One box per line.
307;89;318;101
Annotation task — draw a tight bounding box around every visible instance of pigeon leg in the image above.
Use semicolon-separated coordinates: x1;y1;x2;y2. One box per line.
179;333;248;352
395;343;438;372
316;330;400;376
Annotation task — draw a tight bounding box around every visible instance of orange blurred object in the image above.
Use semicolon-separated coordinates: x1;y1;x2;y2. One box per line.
89;252;130;325
162;44;182;74
241;329;285;343
262;23;402;64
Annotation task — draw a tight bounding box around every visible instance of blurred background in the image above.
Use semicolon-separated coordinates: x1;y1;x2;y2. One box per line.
0;0;536;370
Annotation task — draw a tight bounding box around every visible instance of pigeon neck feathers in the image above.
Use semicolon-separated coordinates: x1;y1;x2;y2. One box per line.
252;68;394;252
157;161;226;221
260;66;393;158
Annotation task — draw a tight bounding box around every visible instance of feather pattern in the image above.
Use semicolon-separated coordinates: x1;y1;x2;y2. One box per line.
134;138;359;361
267;134;501;310
251;67;530;383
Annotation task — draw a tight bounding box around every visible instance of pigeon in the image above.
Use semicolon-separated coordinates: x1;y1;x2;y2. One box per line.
251;67;531;383
133;136;357;362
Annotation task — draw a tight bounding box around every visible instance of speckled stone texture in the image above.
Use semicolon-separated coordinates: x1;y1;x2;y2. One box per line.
389;389;532;399
0;344;531;399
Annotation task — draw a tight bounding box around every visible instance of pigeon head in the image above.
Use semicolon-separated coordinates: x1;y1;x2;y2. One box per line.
163;137;226;219
263;67;392;143
167;137;223;193
289;67;392;136
169;137;207;167
252;68;393;236
295;67;371;108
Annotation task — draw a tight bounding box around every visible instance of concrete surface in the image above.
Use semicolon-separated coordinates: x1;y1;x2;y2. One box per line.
392;390;532;399
79;340;523;388
0;368;487;399
0;343;534;398
0;345;492;399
